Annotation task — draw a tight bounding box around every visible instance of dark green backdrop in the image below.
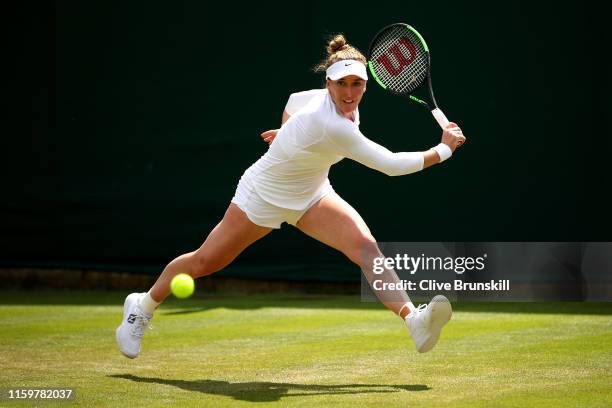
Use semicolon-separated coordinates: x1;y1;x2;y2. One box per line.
5;1;610;281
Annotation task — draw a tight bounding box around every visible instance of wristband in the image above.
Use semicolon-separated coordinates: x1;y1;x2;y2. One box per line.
433;143;452;163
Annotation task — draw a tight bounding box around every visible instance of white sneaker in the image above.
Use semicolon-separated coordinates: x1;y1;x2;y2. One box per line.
404;295;452;353
115;293;153;359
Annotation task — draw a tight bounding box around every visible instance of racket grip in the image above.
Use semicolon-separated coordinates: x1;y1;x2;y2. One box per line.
431;108;450;129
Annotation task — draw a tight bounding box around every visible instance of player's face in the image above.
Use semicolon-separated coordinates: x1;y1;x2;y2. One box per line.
327;75;366;117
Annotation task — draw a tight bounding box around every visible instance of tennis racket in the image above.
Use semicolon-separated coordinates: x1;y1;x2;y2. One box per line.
368;23;450;129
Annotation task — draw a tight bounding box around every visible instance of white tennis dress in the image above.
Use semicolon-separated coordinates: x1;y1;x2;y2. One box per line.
231;88;424;228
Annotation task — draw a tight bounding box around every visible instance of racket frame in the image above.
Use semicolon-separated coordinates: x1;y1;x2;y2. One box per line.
367;23;449;128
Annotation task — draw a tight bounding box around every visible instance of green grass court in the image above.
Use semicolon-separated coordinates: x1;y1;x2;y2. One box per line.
1;291;611;407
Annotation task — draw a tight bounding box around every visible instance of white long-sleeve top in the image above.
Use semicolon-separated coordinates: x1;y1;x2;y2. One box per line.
241;89;424;210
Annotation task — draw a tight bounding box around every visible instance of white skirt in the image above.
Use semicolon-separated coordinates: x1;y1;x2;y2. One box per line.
231;173;334;229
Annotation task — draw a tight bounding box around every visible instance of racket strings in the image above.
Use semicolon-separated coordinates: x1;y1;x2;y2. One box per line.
369;25;429;94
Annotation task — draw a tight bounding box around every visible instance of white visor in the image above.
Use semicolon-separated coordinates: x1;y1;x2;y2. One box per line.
326;60;368;81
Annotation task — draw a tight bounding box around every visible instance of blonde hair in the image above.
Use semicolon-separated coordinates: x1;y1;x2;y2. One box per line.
314;34;367;73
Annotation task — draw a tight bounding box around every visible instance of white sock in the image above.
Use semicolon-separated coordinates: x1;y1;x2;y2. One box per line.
401;302;416;320
139;291;160;315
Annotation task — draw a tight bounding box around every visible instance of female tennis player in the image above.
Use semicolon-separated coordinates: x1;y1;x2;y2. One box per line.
116;34;466;358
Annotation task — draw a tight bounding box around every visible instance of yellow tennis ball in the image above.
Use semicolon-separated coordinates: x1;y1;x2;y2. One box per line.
170;273;195;299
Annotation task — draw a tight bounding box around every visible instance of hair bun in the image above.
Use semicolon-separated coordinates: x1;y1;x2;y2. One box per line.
313;33;365;74
327;34;347;55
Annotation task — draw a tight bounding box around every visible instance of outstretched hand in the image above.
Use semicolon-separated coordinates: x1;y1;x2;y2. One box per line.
441;122;466;152
260;129;279;145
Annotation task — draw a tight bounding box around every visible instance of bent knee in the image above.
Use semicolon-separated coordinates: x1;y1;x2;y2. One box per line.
345;234;381;267
190;254;226;278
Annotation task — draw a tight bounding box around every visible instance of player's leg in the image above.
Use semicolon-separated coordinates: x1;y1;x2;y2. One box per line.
295;192;410;314
295;192;451;353
148;203;273;303
116;203;272;358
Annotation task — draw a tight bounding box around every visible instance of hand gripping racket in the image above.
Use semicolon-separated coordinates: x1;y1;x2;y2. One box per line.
368;23;450;129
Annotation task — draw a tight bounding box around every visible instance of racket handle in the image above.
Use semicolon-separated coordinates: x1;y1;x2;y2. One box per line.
431;108;450;129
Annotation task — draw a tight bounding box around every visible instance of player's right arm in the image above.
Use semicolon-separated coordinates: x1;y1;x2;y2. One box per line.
261;90;324;145
260;112;289;145
281;110;290;125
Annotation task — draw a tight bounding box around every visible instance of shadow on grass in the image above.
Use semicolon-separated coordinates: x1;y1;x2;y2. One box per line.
1;290;611;315
109;374;428;402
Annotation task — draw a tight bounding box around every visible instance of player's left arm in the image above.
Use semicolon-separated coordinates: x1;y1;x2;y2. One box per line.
422;122;466;168
325;122;465;175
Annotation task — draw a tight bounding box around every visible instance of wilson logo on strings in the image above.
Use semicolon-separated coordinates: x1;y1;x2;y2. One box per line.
376;37;417;76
